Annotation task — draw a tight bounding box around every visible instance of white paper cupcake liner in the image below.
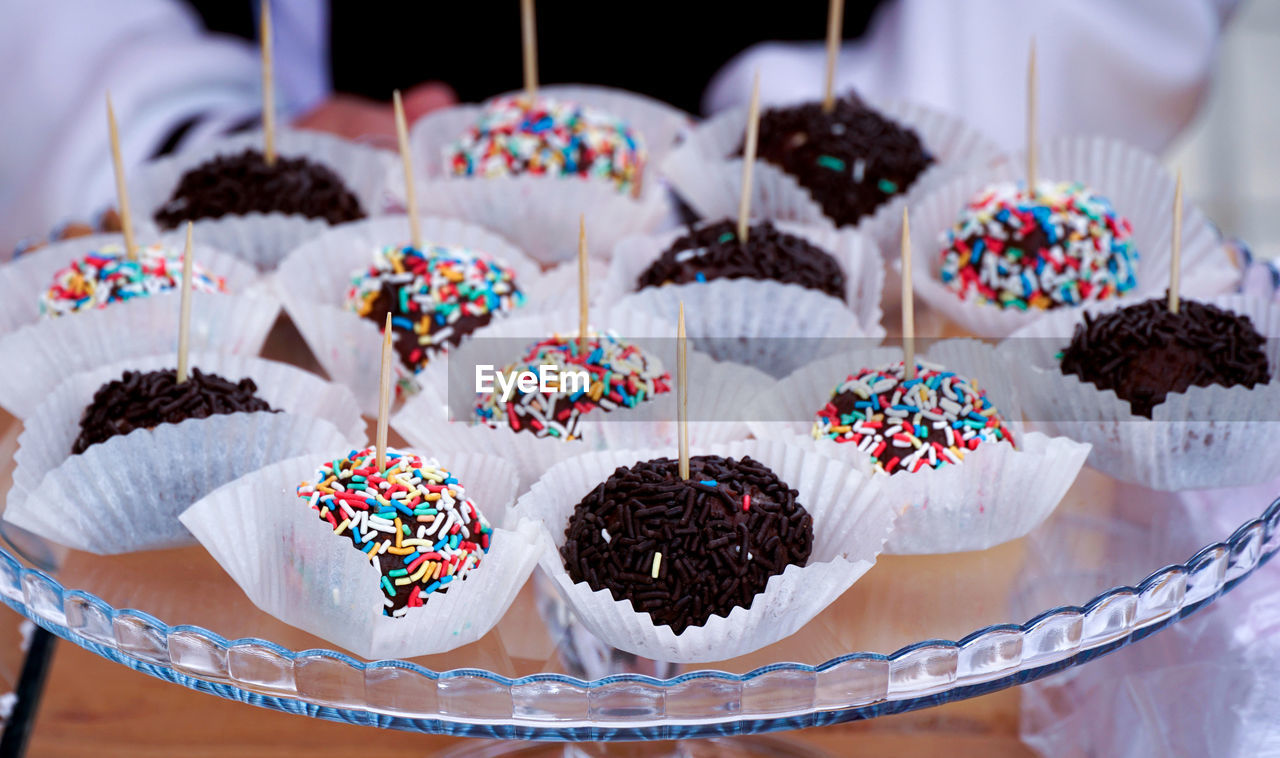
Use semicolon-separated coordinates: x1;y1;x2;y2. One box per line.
1001;293;1280;491
130;128;397;270
908;136;1240;339
404;85;691;265
3;352;366;554
273;215;561;415
516;438;895;663
605;220;885;334
659;97;1000;249
615;275;883;379
748;339;1090;554
179;452;543;659
0;233;276;418
392;304;769;492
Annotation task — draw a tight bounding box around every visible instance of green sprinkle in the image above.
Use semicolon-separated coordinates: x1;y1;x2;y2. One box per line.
388;568;409;577
816;155;846;171
718;231;736;243
877;178;898;194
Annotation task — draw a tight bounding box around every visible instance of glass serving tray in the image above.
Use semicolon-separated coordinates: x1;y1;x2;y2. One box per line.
0;318;1275;742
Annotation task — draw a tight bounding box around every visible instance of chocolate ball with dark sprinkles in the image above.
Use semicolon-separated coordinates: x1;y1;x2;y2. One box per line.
154;149;365;229
1058;296;1271;418
72;368;277;454
560;454;813;634
636;219;845;298
738;93;933;228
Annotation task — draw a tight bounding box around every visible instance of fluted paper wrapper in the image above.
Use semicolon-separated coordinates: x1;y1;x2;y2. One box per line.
1002;294;1280;491
0;234;275;418
516;439;895;663
749;340;1090;554
405;85;691;264
392;305;769;491
274;215;556;414
4;352;365;554
660;98;999;249
605;220;885;335
179;453;543;659
617;277;881;379
908;136;1239;339
130;129;396;270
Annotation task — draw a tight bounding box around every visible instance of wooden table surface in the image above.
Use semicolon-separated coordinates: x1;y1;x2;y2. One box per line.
19;631;1036;757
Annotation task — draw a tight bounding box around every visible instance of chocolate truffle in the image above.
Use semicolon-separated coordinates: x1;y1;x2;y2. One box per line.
154;149;365;229
939;181;1138;310
73;367;275;454
636;219;845;298
345;244;524;372
1058;296;1271;418
813;360;1015;474
296;446;493;617
40;242;227;318
561;454;813;633
446;95;646;196
742;93;932;227
474;333;671;441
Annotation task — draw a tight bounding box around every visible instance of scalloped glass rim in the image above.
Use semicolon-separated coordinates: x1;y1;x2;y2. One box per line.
1;496;1276;741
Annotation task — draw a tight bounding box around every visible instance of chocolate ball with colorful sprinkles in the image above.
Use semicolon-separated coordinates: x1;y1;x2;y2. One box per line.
741;93;933;228
1058;296;1271;418
39;241;227;318
635;219;845;299
474;332;671;441
938;181;1138;311
812;359;1015;475
296;446;494;618
345;245;525;373
446;95;646;196
560;453;812;634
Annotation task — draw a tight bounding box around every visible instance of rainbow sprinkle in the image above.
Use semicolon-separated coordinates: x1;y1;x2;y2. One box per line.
39;242;227;318
446;95;646;195
345;244;524;372
297;446;493;618
474;332;671;441
939;181;1137;310
812;360;1014;475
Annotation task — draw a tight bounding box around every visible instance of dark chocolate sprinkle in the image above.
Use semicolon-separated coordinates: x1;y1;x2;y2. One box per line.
636;219;845;299
738;93;933;228
154;149;365;229
73;368;276;454
560;454;813;634
1059;295;1271;418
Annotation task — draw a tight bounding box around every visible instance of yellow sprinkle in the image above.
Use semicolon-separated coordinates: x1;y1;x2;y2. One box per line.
651;552;662;579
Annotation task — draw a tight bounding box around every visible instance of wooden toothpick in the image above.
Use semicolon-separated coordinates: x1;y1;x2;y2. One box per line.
105;93;139;261
578;215;590;355
521;0;538;99
677;302;689;481
376;312;393;472
176;222;195;384
1169;169;1183;314
822;0;845;113
901;206;916;380
260;0;276;165
393;90;423;251
1026;37;1037;197
737;71;762;243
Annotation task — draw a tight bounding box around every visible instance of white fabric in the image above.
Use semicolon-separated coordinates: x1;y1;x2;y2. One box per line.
0;0;330;251
707;0;1236;155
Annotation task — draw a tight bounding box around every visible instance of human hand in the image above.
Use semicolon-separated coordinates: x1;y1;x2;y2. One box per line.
292;82;457;141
